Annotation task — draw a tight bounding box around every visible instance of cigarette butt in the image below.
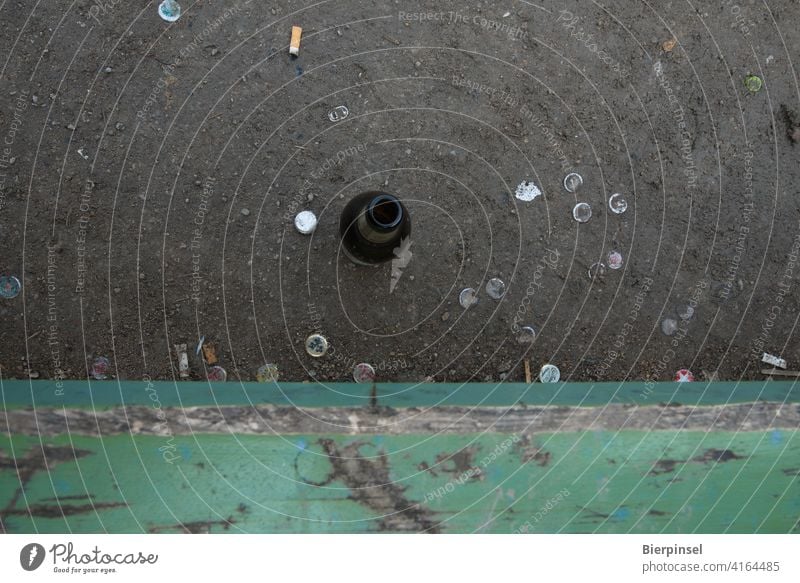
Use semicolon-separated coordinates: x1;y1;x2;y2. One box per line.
524;359;532;384
289;26;302;55
175;343;190;379
202;342;218;365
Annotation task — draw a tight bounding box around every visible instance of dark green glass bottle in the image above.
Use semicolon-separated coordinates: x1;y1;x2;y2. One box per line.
339;192;411;265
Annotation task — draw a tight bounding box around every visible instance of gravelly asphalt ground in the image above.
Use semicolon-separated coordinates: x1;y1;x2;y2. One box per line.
0;0;798;383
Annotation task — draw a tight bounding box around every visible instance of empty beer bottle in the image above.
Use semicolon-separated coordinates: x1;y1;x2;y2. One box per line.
339;191;411;265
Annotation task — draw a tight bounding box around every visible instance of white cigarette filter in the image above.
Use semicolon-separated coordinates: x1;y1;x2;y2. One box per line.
762;352;787;369
175;343;190;378
290;26;302;55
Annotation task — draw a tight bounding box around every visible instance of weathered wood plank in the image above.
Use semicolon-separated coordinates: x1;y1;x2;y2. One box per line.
1;431;798;533
3;402;799;436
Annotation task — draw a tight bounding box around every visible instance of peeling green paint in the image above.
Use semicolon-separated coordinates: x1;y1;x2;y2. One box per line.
2;430;798;533
2;379;798;410
2;380;797;533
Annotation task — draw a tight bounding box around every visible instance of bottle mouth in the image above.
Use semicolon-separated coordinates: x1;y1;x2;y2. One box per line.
367;195;403;230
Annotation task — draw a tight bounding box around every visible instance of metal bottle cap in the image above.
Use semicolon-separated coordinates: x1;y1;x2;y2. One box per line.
517;326;537;343
256;363;279;382
305;334;329;357
607;251;623;270
588;262;607;280
563;172;583;193
90;356;110;380
744;75;763;93
207;365;227;381
608;193;628;214
459;287;479;308
485;278;506;300
0;275;21;299
572;202;592;223
295;210;318;234
328;105;349;122
353;362;376;383
539;364;560;383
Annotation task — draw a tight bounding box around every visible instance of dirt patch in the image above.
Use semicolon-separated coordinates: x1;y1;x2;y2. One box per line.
650;448;745;476
0;1;798;383
7;501;127;518
434;446;480;475
148;516;236;533
0;444;94;530
692;448;745;464
318;439;439;532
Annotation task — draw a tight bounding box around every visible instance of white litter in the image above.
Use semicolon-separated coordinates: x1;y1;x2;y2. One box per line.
762;352;787;369
515;180;541;202
294;210;317;234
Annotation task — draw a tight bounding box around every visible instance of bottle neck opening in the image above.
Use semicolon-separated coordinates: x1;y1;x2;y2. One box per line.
367;195;403;231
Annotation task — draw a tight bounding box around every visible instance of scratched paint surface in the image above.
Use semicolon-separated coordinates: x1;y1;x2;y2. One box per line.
2;431;798;533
